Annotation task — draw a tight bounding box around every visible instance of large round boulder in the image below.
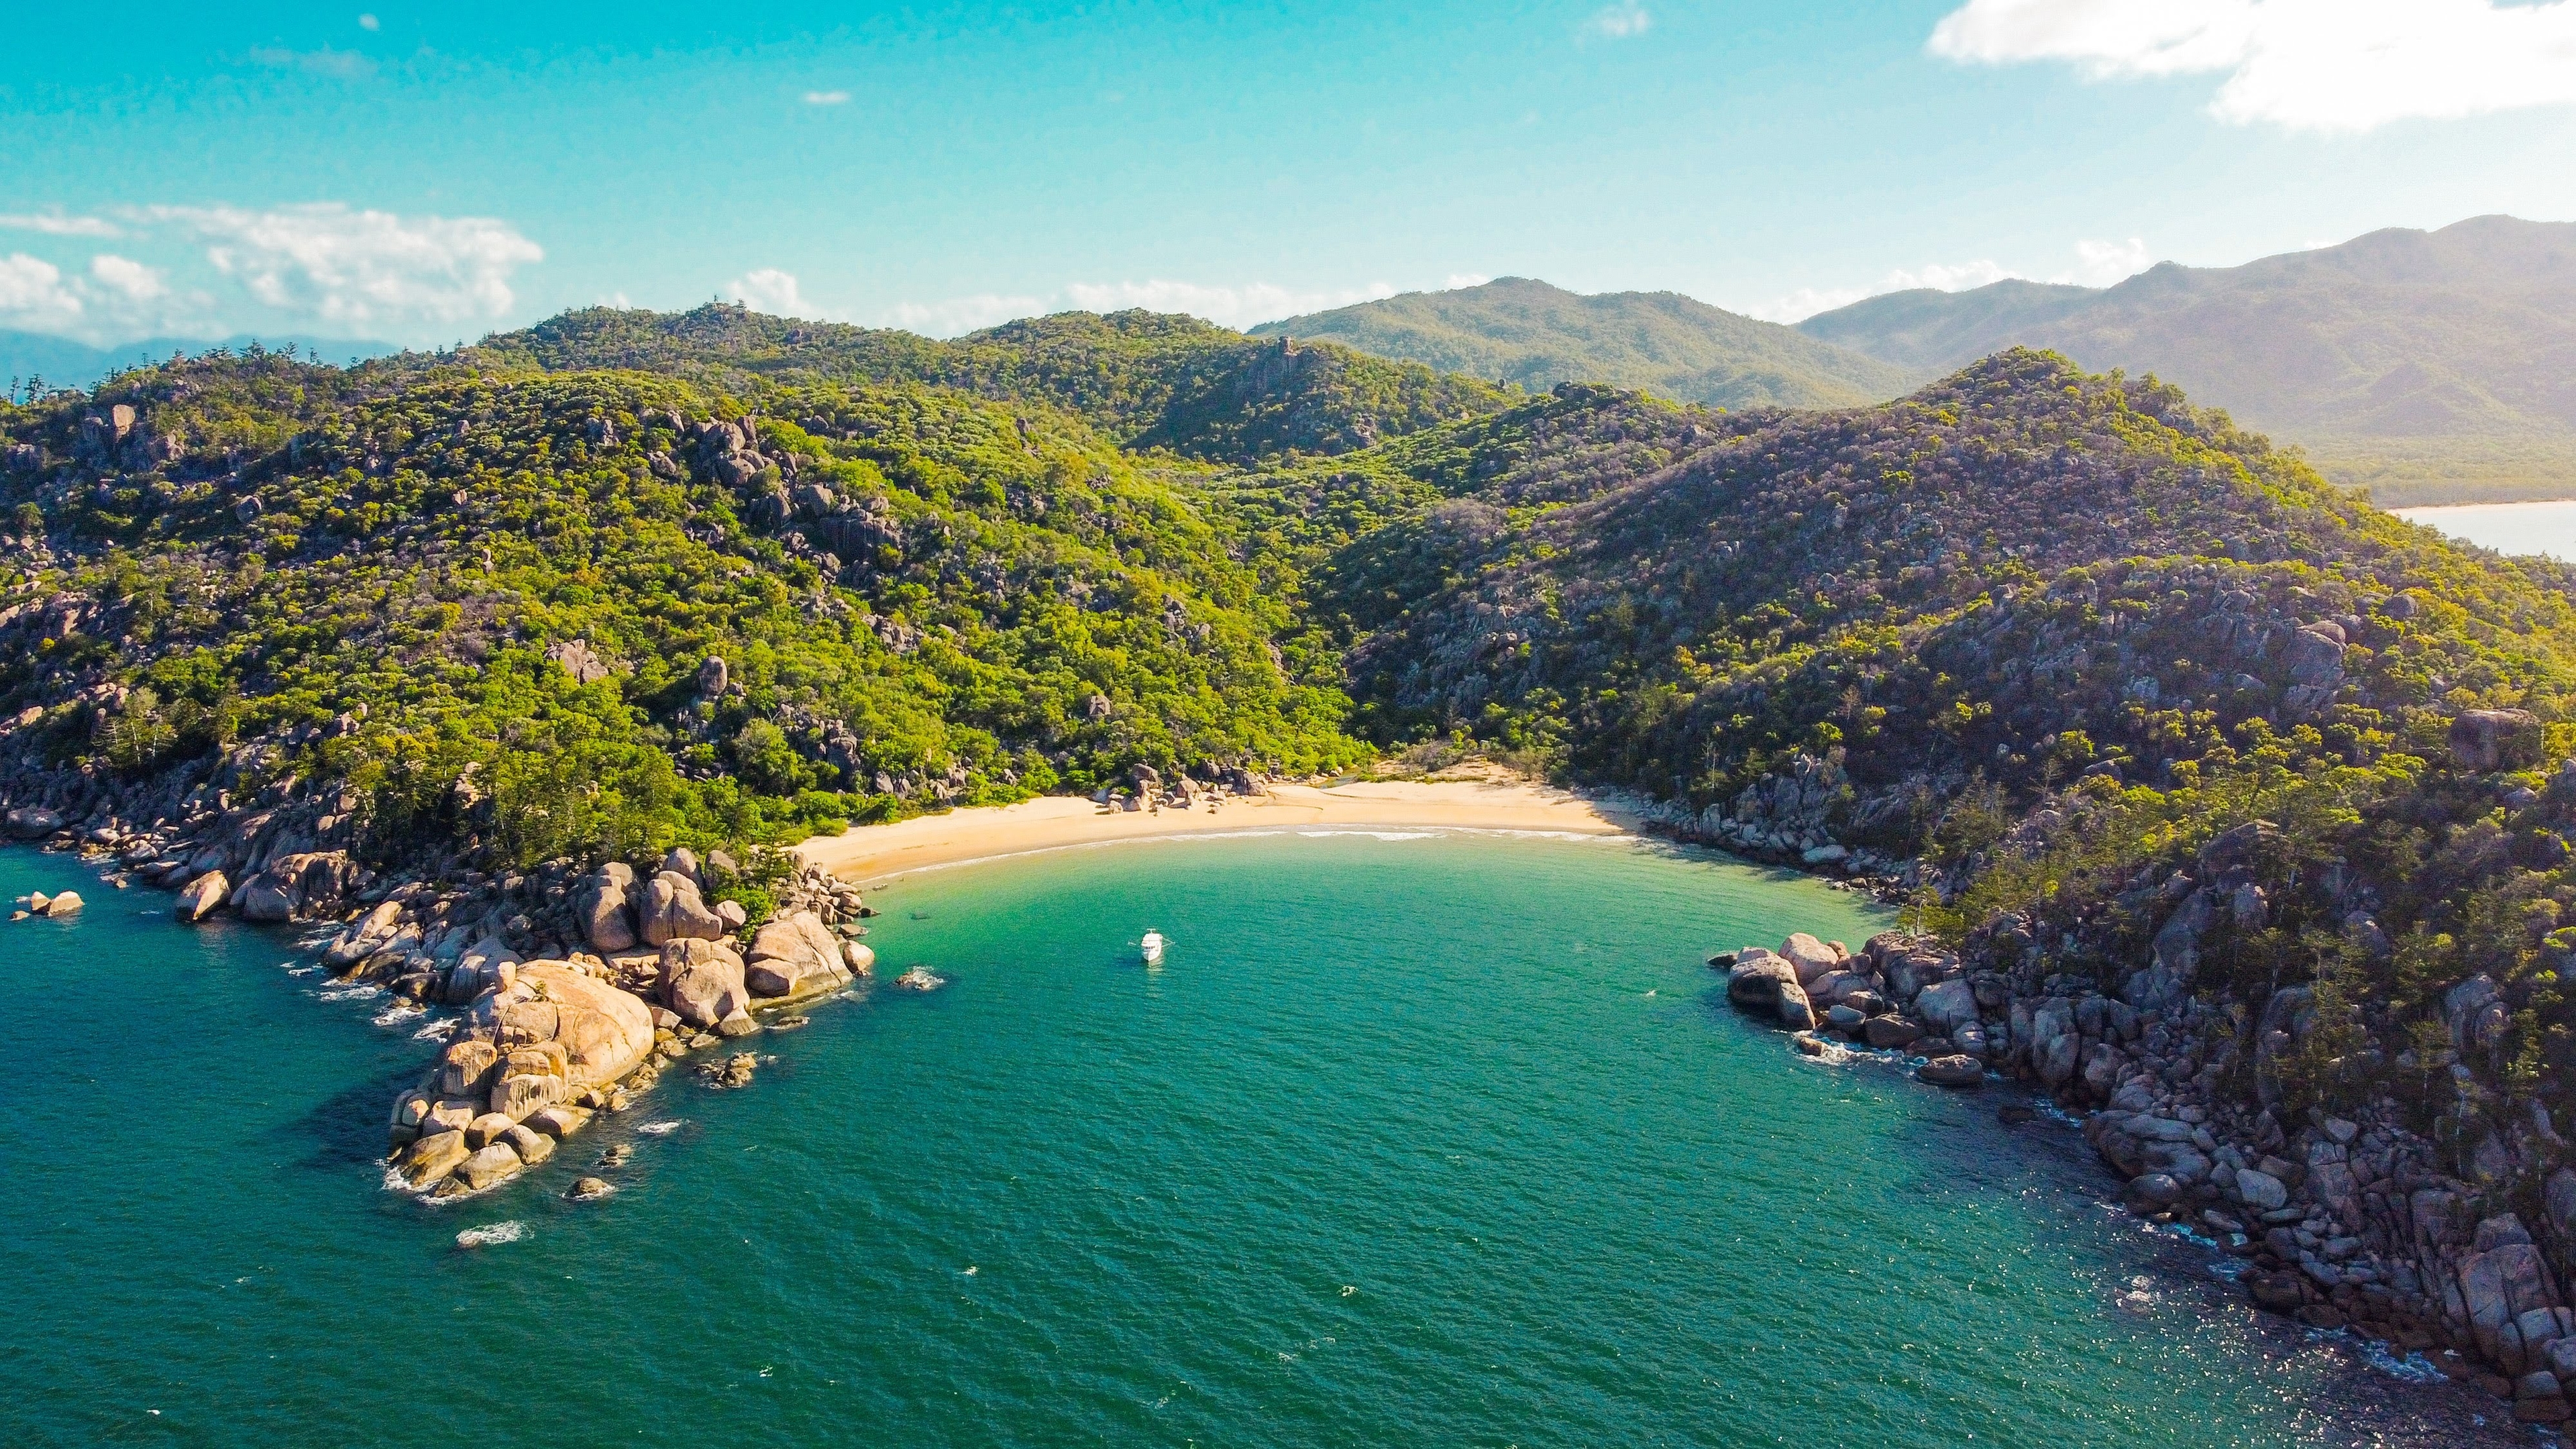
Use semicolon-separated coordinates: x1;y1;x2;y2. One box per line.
1726;949;1815;1030
657;938;749;1029
745;910;853;1000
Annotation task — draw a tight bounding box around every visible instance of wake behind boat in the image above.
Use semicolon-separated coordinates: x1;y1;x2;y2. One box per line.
1140;930;1166;965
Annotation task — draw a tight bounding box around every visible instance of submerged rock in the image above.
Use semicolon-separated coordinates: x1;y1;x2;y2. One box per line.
1917;1055;1986;1087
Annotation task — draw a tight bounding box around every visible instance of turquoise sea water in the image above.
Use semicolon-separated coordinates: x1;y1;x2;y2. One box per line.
0;833;2521;1446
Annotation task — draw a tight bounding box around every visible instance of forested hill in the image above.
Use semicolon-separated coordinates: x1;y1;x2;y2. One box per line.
1249;277;1914;411
1796;215;2576;504
20;315;2576;1346
468;305;1511;464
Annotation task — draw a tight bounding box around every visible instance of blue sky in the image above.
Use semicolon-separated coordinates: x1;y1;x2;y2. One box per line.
3;1;2573;345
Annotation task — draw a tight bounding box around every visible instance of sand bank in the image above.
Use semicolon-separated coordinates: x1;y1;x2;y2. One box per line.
795;775;1644;884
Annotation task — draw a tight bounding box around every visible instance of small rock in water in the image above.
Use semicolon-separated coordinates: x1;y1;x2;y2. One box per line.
698;1052;758;1089
1917;1055;1985;1087
896;966;945;991
769;1015;810;1031
566;1176;614;1201
599;1143;633;1166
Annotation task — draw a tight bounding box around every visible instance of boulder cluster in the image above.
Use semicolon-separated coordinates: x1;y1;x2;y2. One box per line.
351;845;874;1197
1736;882;2576;1417
1721;930;1979;1089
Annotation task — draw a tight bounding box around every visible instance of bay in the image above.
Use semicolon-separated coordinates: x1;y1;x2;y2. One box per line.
2395;500;2576;562
0;834;2515;1446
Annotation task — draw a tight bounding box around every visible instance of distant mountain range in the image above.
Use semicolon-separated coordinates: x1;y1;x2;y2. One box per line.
1253;217;2576;505
1798;215;2576;506
1250;277;1915;411
2;331;399;394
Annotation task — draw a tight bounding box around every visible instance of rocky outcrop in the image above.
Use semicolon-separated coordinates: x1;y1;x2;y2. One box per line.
578;862;639;951
1723;945;1815;1030
5;805;62;839
175;871;229;922
658;937;749;1029
744;910;853;1000
637;869;724;947
232;850;358;922
2451;709;2546;771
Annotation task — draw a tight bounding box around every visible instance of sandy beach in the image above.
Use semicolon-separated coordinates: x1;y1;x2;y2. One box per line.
795;773;1646;884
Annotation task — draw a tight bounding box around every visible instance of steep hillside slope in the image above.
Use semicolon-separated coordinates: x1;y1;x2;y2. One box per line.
1250;277;1913;410
0;348;1374;871
1799;217;2576;504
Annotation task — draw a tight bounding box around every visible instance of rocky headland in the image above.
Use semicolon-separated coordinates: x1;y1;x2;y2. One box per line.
3;761;874;1198
1728;810;2576;1428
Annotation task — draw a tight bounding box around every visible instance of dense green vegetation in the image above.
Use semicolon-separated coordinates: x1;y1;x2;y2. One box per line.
0;313;1446;867
1250;277;1913;411
17;305;2576;1142
1798;215;2576;506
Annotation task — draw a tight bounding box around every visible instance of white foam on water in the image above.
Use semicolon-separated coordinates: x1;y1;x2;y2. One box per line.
372;1002;426;1028
2353;1335;2448;1384
1294;830;1438;841
2033;1099;2088;1128
455;1221;527;1248
315;985;381;1002
638;1120;683;1135
411;1017;453;1040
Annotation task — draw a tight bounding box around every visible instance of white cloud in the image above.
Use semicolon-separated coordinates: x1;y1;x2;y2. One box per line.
885;293;1049;336
1929;0;2576;132
728;267;813;317
803;89;851;105
1587;3;1653;39
138;202;542;327
359;13;380;30
1749;237;2155;321
247;45;378;80
1886;258;2017;292
2061;235;2151;286
1065;278;1397;328
1444;273;1493;290
1750;284;1872;323
0;211;121;238
88;254;168;303
0;254;83;328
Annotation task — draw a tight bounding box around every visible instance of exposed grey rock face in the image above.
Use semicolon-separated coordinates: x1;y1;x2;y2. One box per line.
2450;708;2544;770
4;805;62;838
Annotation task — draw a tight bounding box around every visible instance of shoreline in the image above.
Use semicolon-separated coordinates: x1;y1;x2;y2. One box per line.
794;774;1646;885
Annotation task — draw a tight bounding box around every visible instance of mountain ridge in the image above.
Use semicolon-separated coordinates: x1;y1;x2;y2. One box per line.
1799;215;2576;504
1249;276;1914;411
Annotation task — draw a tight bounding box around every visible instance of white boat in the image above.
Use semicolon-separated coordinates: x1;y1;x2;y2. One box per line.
1140;930;1166;965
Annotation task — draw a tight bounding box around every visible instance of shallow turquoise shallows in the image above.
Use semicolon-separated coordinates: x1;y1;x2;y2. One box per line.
0;835;2507;1446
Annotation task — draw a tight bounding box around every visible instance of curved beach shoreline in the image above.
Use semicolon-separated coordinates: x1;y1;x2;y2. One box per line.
795;774;1645;884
